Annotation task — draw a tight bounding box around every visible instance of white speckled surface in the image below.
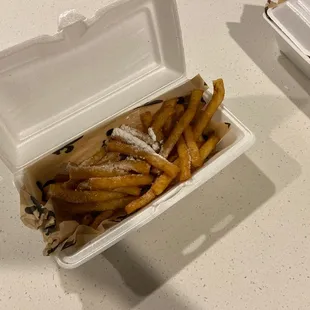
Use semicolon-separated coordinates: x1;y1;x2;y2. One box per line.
1;0;310;309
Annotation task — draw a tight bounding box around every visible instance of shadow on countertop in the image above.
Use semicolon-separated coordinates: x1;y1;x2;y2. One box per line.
227;4;310;118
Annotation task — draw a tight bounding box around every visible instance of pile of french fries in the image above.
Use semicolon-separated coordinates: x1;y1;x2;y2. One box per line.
47;79;226;230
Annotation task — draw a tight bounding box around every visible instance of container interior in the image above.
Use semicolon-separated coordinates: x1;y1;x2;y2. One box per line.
0;0;185;172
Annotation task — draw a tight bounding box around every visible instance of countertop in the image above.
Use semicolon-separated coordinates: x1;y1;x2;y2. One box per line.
1;0;310;309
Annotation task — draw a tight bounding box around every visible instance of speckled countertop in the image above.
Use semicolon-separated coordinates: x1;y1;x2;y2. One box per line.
1;0;310;309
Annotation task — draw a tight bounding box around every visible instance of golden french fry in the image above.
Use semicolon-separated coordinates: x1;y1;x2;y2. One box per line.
125;189;156;215
120;125;160;151
160;90;203;158
175;104;185;119
113;187;142;196
183;126;203;168
151;99;177;140
81;214;93;226
114;160;151;174
68;163;128;180
163;111;175;137
151;158;180;196
107;140;180;178
80;148;106;166
193;79;225;141
69;160;150;180
56;197;136;214
91;210;114;229
192;101;205;125
48;184;126;203
163;105;185;137
177;136;191;181
140;111;153;132
199;134;220;162
96;152;121;165
78;174;154;190
162;104;186;138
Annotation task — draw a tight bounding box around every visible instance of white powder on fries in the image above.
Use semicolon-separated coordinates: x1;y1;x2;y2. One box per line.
69;163;128;174
121;124;160;152
121;125;153;144
112;128;156;154
148;127;157;142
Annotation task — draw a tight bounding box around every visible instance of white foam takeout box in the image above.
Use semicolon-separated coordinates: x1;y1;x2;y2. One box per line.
264;0;310;79
0;0;255;268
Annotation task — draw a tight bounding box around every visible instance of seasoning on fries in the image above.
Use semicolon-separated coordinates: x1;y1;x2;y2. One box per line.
106;140;180;177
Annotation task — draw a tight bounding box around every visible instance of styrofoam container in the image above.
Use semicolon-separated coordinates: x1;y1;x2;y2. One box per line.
268;0;310;57
264;6;310;78
0;0;255;268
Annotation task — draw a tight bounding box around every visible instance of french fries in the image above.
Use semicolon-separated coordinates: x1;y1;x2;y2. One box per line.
151;159;179;196
48;184;126;203
175;104;185;119
183;126;203;168
80;148;106;166
160;89;203;158
106;140;180;178
192;101;205;126
177;136;191;181
151;99;177;140
140;111;153;132
68;164;128;180
120;125;160;151
125;189;156;215
199;133;220;162
43;80;228;243
113;187;142;196
78;174;154;190
193;79;225;141
69;160;150;180
163;104;185;137
96;152;121;165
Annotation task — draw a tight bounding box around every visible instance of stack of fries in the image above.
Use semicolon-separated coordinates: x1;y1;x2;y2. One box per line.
47;79;226;230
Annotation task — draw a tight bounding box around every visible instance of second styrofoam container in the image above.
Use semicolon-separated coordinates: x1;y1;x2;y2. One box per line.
268;0;310;57
264;9;310;78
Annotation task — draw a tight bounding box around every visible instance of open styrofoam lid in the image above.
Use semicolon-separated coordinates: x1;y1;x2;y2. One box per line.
268;0;310;56
0;0;185;172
